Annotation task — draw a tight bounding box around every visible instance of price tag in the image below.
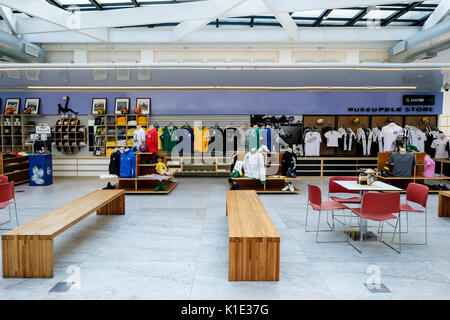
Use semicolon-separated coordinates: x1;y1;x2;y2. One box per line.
36;125;51;134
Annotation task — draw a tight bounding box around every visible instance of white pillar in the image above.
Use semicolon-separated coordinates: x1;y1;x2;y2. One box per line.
346;49;360;63
140;49;154;63
73;49;87;64
278;49;292;63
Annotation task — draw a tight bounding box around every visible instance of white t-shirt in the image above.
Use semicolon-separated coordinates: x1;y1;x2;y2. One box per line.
381;123;403;152
431;138;449;159
410;129;427;152
304;131;322;156
324;130;341;147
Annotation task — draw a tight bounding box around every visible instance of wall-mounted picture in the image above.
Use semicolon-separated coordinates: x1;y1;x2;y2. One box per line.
92;98;107;115
5;98;20;114
135;98;151;115
115;98;130;114
24;98;40;114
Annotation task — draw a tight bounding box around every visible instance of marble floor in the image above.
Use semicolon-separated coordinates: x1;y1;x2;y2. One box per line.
1;177;450;300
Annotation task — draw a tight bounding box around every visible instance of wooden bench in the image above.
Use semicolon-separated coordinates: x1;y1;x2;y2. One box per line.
226;190;280;281
439;191;450;217
2;189;125;278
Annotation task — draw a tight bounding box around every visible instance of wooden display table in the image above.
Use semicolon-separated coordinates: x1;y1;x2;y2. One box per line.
2;190;125;278
227;190;280;281
101;152;178;194
229;176;301;194
439;191;450;217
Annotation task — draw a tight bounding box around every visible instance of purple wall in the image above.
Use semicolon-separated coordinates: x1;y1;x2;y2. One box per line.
0;91;443;115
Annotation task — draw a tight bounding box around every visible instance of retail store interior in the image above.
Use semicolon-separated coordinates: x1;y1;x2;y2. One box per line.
1;0;450;301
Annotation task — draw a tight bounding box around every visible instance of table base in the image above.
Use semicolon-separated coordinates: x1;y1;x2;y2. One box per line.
346;231;379;242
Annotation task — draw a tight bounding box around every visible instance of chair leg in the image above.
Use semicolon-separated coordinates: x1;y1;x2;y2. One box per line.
383;216;401;254
14;197;19;226
305;204;309;232
0;205;13;229
316;210;321;243
425;208;427;245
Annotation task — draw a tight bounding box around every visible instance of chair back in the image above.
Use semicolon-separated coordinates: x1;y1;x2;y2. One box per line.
0;175;8;184
329;176;360;195
406;183;429;208
0;181;14;203
308;184;322;207
361;192;400;217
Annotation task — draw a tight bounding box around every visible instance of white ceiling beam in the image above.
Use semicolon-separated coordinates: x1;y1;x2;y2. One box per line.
22;26;420;44
13;0;414;32
0;5;16;34
262;0;298;41
173;0;248;41
0;0;108;42
423;0;450;30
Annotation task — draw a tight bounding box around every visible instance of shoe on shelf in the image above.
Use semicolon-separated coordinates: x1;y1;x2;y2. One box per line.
288;182;294;192
161;184;167;191
102;182;115;190
154;185;161;191
282;185;289;191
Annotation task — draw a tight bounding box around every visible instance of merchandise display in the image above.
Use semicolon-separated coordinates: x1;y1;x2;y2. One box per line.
388;149;416;177
431;134;450;159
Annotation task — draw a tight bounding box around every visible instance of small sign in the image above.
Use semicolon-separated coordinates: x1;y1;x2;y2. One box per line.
36;125;51;134
403;95;435;105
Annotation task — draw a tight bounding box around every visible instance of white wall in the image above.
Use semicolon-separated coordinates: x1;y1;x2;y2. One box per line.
42;48;391;64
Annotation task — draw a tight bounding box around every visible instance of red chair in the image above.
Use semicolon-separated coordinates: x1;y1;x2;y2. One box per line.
0;175;8;184
306;184;358;251
392;183;429;245
0;181;19;229
350;192;401;253
328;176;361;204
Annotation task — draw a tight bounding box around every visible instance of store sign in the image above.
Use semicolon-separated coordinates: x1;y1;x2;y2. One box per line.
36;125;51;134
403;95;435;105
347;106;434;113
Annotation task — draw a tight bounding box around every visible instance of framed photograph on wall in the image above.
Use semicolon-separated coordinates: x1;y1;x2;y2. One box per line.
24;98;40;114
92;98;107;115
135;98;151;115
5;98;20;114
115;98;130;114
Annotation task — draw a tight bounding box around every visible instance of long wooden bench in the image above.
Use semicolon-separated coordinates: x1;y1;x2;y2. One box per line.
2;189;125;278
226;190;280;281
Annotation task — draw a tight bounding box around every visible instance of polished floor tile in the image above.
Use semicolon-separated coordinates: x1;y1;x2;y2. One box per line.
0;176;449;300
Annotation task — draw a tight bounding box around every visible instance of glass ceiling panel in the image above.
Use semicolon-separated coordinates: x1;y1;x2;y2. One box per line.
291;10;324;18
57;0;91;4
327;9;361;19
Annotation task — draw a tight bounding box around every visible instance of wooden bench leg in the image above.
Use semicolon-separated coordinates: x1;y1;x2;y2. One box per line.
229;237;280;281
2;236;54;278
439;193;450;217
97;194;125;215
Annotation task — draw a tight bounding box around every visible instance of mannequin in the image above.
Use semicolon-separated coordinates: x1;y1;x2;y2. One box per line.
431;133;450;159
388;147;416;177
243;147;266;184
133;125;146;149
281;146;296;192
145;124;158;153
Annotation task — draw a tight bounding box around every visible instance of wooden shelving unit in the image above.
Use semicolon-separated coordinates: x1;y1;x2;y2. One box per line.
52;116;86;154
91;114;150;157
230;176;301;194
102;152;178;194
0;114;42;152
0;151;30;185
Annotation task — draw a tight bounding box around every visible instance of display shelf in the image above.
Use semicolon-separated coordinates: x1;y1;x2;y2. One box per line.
91;114;150;157
296;156;378;177
53;115;86;154
0;114;43;152
111;180;178;194
229;176;300;194
0;151;29;185
100;151;177;194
